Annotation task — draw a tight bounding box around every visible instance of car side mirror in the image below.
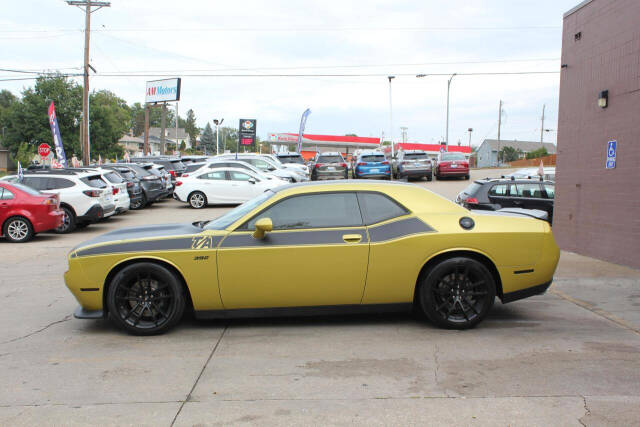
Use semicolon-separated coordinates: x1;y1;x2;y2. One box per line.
253;217;273;239
268;166;276;171
248;178;256;184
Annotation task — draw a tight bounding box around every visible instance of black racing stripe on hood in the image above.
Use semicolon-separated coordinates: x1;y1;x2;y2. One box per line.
74;235;225;257
72;223;202;251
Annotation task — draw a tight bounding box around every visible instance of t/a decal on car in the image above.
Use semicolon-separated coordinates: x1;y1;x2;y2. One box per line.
191;235;215;250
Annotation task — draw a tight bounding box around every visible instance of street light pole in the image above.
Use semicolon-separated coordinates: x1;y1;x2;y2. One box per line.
445;73;457;151
468;127;473;148
388;76;395;158
213;118;224;155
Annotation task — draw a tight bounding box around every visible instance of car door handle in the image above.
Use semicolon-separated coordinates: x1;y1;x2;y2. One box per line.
513;200;522;205
342;234;362;243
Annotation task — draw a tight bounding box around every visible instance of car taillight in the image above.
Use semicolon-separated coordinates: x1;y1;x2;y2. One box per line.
357;162;366;166
41;198;56;206
465;197;478;204
175;181;183;186
182;174;189;177
83;190;102;197
315;163;323;168
339;163;347;168
126;182;133;188
382;161;390;165
112;188;118;195
169;170;177;177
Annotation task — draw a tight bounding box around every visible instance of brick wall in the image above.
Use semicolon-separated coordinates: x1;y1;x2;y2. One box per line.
555;0;640;268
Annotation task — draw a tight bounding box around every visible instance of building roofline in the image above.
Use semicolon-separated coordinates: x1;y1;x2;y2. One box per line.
564;0;594;18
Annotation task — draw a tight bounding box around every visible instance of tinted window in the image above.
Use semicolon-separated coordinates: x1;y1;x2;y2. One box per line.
488;184;508;196
245;192;362;230
7;182;41;196
209;163;230;169
317;155;343;163
81;176;108;189
441;153;465;161
49;178;75;189
357;192;408;225
360;155;385;162
513;183;543;198
544;184;555;199
186;163;205;173
278;155;304;164
462;182;483;195
205;191;276;230
120;170;135;180
104;172;124;184
0;188;14;200
22;177;46;190
198;171;226;180
229;171;254;181
404;153;428;160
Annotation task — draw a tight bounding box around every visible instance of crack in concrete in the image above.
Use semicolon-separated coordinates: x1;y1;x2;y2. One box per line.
0;315;71;345
578;395;591;427
170;325;228;427
433;343;450;398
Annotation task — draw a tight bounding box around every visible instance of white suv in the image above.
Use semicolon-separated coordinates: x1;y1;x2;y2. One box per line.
6;169;116;233
91;167;131;213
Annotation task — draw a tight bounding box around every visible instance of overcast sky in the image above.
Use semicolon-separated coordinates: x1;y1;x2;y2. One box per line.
1;0;578;146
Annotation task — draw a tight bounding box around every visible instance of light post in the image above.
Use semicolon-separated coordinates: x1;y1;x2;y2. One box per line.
387;76;395;158
445;73;456;151
213;118;224;155
467;127;473;148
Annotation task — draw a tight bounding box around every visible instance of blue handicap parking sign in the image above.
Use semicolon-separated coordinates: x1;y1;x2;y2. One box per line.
606;140;617;169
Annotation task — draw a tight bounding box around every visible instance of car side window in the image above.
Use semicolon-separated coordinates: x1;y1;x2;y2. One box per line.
22;177;45;190
244;192;363;230
229;171;256;181
1;188;14;200
357;192;409;225
49;178;75;189
209;163;229;169
198;171;226;180
489;184;508;196
513;183;543;198
544;184;555;199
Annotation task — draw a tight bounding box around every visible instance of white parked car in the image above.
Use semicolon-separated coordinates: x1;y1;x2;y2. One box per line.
174;167;286;208
264;153;310;178
187;159;288;185
215;154;306;182
2;169;115;233
504;167;555;182
93;168;130;213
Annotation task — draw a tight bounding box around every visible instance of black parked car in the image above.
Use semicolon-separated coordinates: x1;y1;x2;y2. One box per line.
456;177;555;222
103;163;165;207
97;165;145;209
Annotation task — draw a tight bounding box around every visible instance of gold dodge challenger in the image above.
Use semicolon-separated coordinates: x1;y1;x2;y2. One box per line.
65;181;560;335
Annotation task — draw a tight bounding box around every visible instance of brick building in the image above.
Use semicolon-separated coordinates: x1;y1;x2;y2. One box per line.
555;0;640;268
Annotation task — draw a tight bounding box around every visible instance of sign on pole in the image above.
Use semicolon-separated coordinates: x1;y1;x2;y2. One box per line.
238;119;257;152
605;140;617;169
145;78;181;103
38;143;51;158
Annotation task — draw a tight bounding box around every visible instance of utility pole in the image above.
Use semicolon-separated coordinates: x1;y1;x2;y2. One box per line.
445;73;456;151
468;128;473;148
387;76;395;158
159;103;167;155
66;1;111;165
540;104;545;144
143;105;150;155
175;102;179;154
400;127;408;143
497;100;503;166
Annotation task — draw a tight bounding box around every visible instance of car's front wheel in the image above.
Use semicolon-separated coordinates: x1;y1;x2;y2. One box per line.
3;216;34;243
188;191;207;209
418;257;496;329
107;262;186;335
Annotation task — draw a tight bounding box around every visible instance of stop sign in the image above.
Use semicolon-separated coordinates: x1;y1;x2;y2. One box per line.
38;143;51;158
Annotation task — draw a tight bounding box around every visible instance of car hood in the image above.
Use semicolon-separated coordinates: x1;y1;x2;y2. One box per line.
71;222;202;253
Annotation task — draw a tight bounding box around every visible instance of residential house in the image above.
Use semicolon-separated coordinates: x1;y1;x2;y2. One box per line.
476;139;557;168
118;127;191;156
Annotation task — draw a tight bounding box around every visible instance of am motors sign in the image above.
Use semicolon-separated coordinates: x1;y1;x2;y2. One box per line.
145;78;181;103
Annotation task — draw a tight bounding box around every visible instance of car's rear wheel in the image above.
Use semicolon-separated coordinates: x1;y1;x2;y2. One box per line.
464;174;470;180
3;216;34;243
107;262;185;335
55;206;76;234
419;257;495;329
427;174;433;182
188;191;207;209
130;195;144;210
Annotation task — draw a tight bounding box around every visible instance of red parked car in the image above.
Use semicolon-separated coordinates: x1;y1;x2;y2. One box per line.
0;181;63;243
435;152;470;180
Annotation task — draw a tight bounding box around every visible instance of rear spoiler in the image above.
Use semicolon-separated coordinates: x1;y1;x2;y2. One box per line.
471;208;549;221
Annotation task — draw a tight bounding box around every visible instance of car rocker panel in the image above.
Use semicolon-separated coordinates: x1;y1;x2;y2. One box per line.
65;181;560;334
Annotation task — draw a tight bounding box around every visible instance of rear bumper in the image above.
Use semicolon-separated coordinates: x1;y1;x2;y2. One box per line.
143;187;165;203
355;168;391;178
501;280;552;303
314;173;347;180
102;203;116;218
438;168;469;176
33;209;64;233
77;204;104;223
399;168;431;177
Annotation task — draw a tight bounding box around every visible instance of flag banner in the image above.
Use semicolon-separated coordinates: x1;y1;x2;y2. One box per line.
48;102;68;168
17;161;24;181
124;151;130;163
296;108;311;153
98;154;102;166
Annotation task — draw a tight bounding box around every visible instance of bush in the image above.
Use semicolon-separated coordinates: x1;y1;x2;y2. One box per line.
526;147;548;160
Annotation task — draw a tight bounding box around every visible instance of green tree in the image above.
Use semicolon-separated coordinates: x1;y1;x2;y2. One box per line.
3;75;82;158
0;90;18;147
89;90;130;159
525;147;548;160
200;122;215;153
129;102;175;136
14;142;36;166
184;109;199;143
499;146;521;162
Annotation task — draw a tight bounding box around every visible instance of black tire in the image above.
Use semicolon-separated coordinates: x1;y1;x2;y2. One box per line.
427;174;433;182
139;193;148;208
188;191;207;209
464;175;470;180
76;222;90;229
130;195;144;210
107;262;186;335
3;216;34;243
418;257;496;329
55;206;76;234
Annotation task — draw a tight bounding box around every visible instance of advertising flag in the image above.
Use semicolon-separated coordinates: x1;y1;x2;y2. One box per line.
124;151;130;163
98;154;102;166
48;102;68;168
296;108;311;153
17;161;24;181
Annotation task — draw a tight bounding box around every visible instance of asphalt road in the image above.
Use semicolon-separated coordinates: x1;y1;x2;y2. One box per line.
1;168;639;426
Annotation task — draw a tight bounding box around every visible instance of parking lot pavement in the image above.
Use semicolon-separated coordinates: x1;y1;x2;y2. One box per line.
1;169;639;426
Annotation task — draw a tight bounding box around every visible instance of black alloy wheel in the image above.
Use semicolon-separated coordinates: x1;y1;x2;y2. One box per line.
419;257;495;329
54;206;76;234
130;195;144;210
3;216;34;243
107;262;185;335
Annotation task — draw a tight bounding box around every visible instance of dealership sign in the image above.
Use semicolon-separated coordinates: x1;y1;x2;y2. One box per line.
145;78;181;103
238;119;257;147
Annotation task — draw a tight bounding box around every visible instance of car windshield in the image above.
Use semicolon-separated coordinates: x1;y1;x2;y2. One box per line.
405;153;428;160
318;155;343;163
7;182;41;196
441;153;465;161
278;155;304;164
360;155;385;162
204;191;276;230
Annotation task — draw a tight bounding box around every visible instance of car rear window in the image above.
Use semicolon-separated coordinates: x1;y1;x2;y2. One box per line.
186;163;205;173
360;155;386;162
404;153;428;160
81;175;107;188
119;170;135;180
441;153;465;161
6;182;41;196
171;160;186;170
357;192;408;225
278;155;304;164
104;172;124;184
318;155;343;163
462;182;483;195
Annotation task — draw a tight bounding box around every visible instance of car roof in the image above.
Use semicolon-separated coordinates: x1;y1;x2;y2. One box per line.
402;150;426;154
474;177;554;184
276;152;302;156
191;167;259;176
317;152;343;156
358;150;384;155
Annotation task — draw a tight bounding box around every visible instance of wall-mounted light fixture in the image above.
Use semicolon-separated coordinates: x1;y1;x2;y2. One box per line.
598;90;608;108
